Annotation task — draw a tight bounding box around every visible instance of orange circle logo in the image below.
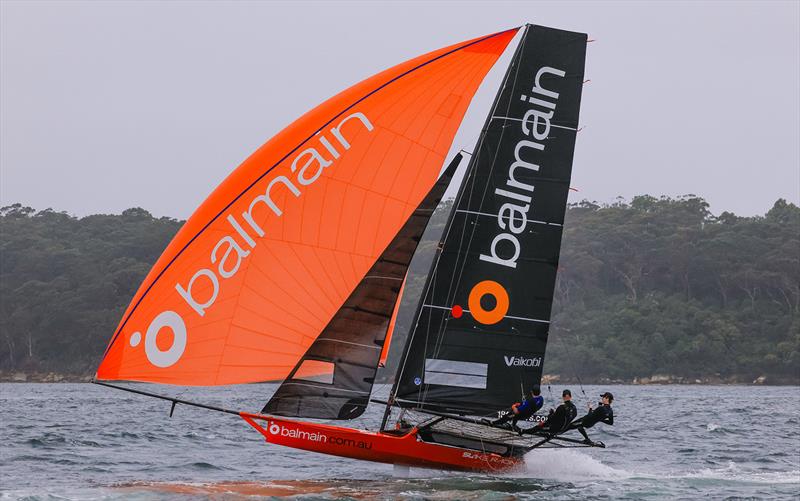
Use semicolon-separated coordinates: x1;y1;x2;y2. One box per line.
468;280;509;325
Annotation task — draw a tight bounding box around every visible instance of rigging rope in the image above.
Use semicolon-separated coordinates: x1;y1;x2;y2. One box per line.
553;327;587;398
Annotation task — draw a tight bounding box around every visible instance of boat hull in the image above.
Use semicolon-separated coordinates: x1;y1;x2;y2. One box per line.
240;413;523;472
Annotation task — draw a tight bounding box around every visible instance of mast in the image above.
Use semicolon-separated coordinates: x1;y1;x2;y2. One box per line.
381;26;531;429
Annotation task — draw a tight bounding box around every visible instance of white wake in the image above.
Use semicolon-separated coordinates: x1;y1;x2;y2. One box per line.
520;449;630;481
517;450;799;486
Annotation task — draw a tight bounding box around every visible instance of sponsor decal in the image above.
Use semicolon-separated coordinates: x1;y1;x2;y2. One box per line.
466;66;567;327
129;112;375;368
267;422;327;443
129;311;186;368
478;66;565;271
266;422;372;450
494;409;545;423
525;414;548;424
468;280;509;325
462;451;516;466
329;436;373;450
503;355;542;367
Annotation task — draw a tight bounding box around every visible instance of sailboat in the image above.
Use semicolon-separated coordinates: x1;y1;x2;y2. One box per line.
95;24;594;472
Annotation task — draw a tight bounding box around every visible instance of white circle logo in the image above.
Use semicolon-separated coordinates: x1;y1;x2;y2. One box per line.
268;423;280;435
143;310;187;368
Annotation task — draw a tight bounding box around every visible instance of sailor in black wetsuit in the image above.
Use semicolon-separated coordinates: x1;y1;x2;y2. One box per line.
569;392;614;444
524;389;577;435
489;386;544;430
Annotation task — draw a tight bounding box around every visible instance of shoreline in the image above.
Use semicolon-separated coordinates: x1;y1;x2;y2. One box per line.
2;372;797;386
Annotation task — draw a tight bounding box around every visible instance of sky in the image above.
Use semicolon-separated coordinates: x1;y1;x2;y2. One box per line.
1;0;798;219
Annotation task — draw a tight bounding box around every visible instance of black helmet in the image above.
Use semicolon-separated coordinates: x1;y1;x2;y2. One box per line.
562;389;572;397
601;391;614;402
531;385;541;396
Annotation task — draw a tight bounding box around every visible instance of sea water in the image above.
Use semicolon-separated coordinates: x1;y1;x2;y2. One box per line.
1;383;798;500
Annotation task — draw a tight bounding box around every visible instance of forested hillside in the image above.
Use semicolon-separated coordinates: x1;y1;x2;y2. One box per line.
1;197;798;383
0;206;181;376
548;196;799;384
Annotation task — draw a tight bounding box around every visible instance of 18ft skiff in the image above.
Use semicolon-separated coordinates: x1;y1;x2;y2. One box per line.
95;24;595;472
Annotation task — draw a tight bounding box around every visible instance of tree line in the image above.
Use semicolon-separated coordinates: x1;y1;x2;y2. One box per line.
0;196;797;383
549;196;798;383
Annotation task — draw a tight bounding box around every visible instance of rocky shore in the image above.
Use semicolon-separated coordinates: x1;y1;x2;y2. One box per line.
4;371;797;385
539;373;798;385
0;372;94;383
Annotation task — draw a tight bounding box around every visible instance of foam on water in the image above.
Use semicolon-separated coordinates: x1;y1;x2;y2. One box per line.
519;450;800;487
521;449;630;481
671;462;800;484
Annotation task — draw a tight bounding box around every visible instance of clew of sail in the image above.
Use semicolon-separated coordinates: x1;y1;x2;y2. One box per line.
95;29;518;386
393;25;587;416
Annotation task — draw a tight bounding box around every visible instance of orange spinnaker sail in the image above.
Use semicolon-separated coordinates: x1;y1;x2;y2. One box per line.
96;28;518;385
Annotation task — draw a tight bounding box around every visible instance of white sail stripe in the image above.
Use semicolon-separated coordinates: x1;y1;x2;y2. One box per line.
425;372;487;389
455;209;563;227
490;115;578;131
426;358;488;376
421;304;550;324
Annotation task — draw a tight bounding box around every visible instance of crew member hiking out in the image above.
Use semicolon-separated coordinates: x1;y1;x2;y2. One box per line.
487;386;544;430
524;389;577;435
568;391;614;445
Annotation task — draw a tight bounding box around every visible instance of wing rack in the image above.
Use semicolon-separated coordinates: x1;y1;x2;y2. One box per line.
379;403;605;457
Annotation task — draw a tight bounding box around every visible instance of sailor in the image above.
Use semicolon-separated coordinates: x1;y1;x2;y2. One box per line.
569;391;614;444
488;385;544;430
524;389;577;435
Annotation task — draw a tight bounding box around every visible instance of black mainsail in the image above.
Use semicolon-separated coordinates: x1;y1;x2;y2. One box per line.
392;25;587;416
